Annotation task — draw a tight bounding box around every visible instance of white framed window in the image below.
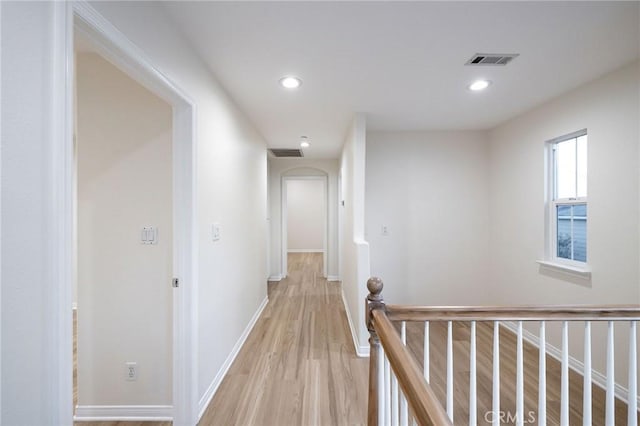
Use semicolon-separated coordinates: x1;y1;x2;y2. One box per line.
547;129;587;266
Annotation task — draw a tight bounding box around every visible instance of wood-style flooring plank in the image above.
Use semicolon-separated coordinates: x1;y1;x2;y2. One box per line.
199;252;368;426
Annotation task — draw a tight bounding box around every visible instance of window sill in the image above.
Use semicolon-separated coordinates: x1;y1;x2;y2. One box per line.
536;260;592;280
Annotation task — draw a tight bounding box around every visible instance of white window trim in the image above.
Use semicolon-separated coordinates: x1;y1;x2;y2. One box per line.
541;129;591;279
536;260;591;279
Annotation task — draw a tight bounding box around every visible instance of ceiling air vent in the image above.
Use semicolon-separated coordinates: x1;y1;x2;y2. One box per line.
465;53;519;66
269;148;304;158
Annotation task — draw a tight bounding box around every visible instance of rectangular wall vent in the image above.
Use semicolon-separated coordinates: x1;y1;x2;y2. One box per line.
269;148;304;158
465;53;519;66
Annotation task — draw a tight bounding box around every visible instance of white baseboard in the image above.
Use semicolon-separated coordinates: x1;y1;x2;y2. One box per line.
268;275;282;281
326;275;340;282
74;405;172;421
501;321;640;407
287;249;325;253
341;287;369;358
197;296;269;421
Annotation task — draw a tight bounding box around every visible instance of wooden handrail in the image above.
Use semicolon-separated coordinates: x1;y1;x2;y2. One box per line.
366;277;453;426
372;309;452;426
365;276;640;426
385;304;640;322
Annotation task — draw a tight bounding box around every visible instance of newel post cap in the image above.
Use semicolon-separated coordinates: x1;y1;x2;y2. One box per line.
367;277;383;301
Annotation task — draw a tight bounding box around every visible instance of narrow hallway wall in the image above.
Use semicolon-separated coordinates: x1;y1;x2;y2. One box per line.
339;113;370;356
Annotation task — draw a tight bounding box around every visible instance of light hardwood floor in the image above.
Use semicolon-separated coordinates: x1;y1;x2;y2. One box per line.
199;252;370;425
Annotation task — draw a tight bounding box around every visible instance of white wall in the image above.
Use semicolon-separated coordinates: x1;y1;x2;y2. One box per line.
489;60;640;386
340;114;371;356
286;179;325;252
366;131;491;305
364;62;639;390
87;2;269;412
2;2;269;422
1;3;69;424
76;53;173;407
268;158;339;279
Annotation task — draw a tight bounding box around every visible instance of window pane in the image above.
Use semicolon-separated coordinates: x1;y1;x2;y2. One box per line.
556;204;587;262
574;205;587;262
555;138;577;199
557;205;572;259
577;135;587;197
573;203;586;217
557;205;571;217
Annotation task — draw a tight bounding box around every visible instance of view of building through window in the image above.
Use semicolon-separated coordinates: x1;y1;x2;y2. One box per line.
552;132;587;262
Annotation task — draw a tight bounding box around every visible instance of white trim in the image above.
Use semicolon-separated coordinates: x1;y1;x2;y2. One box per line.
537;260;592;279
268;275;283;282
52;3;75;424
341;286;369;357
0;2;3;418
74;405;173;421
326;275;340;282
501;321;639;407
69;3;199;425
287;249;325;253
546;130;589;269
198;296;269;420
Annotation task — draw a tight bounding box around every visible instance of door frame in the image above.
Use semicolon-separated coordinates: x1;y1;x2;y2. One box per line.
281;175;329;278
55;2;199;424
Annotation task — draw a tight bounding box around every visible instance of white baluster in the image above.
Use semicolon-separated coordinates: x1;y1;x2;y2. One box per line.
583;321;592;426
629;321;637;426
424;321;430;383
606;321;615;426
470;321;477;426
391;372;398;426
493;321;500;426
447;321;454;422
378;344;385;426
516;321;524;426
561;321;569;426
400;322;408;426
384;354;391;426
539;321;546;426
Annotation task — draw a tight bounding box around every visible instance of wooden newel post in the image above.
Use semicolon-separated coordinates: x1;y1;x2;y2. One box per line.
366;277;385;426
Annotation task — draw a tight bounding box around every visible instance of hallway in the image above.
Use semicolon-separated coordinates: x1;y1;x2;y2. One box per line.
199;252;369;425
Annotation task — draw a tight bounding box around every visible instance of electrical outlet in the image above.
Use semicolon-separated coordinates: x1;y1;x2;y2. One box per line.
381;225;389;236
125;362;137;381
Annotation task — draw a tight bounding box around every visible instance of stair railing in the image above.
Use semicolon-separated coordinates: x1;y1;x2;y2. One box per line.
366;277;640;426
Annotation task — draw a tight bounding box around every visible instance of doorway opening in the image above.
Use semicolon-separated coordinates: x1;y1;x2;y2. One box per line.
58;4;199;424
281;176;328;278
73;34;174;419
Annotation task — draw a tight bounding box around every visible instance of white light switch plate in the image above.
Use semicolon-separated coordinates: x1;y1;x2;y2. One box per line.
212;223;221;241
141;227;157;244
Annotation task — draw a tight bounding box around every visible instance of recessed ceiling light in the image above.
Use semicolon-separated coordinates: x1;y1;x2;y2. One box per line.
279;76;302;89
469;79;491;91
300;136;310;148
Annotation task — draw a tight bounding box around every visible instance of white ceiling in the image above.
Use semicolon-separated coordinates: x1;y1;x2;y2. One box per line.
163;1;639;159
